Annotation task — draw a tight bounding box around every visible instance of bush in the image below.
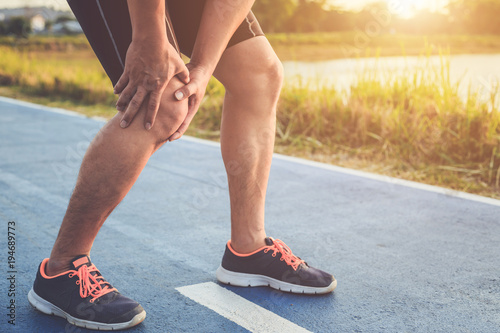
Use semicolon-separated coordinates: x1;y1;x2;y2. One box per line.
6;16;32;38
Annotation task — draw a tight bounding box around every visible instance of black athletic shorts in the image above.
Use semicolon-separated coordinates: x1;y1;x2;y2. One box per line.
67;0;264;86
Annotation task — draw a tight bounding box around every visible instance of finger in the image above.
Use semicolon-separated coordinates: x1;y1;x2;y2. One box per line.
170;54;190;84
113;73;129;94
174;81;196;101
175;63;190;85
144;90;162;130
169;95;200;141
168;131;182;142
120;87;147;128
115;85;136;112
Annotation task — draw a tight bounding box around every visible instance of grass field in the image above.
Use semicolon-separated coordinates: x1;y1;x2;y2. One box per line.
1;34;499;199
4;33;500;60
267;32;500;60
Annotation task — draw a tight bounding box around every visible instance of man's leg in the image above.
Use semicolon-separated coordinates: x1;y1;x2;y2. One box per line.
213;36;283;254
46;78;188;276
214;36;337;294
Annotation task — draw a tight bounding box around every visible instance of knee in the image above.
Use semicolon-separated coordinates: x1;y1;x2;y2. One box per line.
227;54;283;104
261;57;284;101
149;78;188;145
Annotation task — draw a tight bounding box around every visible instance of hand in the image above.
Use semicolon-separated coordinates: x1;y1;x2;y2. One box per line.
114;37;190;130
168;63;212;141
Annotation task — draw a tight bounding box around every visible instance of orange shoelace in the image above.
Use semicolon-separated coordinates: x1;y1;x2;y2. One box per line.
264;239;305;271
68;264;117;303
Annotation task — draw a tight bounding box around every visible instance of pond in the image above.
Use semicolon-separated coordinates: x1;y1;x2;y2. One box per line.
282;54;500;102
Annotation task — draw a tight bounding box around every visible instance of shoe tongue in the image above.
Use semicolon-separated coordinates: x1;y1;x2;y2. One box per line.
71;255;92;270
264;237;274;246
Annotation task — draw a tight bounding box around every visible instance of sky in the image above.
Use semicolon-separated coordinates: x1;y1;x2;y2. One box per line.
0;0;450;17
0;0;71;11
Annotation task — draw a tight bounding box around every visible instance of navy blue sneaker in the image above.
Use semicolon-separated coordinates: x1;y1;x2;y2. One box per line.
28;255;146;330
216;237;336;294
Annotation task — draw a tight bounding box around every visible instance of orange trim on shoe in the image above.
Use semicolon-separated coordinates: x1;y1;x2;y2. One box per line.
227;241;273;257
267;239;305;271
40;258;75;279
70;264;117;303
39;258;117;303
227;238;306;271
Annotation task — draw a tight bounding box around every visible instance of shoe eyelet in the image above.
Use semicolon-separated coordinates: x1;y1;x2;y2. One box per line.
90;299;94;303
68;273;74;278
75;281;80;285
264;249;269;253
272;253;276;257
280;258;284;261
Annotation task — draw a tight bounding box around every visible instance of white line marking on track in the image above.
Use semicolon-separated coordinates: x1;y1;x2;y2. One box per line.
272;154;500;207
3;95;500;207
184;135;500;208
0;96;107;121
176;282;312;333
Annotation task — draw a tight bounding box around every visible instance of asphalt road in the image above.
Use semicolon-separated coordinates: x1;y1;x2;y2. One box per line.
1;96;499;332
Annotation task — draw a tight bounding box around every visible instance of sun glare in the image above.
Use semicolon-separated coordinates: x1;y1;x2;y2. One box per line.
332;0;449;18
389;0;443;18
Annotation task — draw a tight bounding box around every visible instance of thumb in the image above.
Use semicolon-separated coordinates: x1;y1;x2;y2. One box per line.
174;81;196;101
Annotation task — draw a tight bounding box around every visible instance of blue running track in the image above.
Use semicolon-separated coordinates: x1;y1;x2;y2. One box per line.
1;96;499;332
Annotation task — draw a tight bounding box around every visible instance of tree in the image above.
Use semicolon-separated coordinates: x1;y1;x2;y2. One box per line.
252;0;296;33
45;20;54;32
286;0;328;33
7;16;32;38
320;9;357;32
55;15;74;24
448;0;500;34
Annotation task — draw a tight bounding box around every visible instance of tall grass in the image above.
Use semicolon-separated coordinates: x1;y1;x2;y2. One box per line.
0;35;91;51
274;56;500;191
0;46;114;105
0;45;499;197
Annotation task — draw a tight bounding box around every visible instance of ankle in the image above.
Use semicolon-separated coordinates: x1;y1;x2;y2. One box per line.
230;237;267;254
45;257;74;276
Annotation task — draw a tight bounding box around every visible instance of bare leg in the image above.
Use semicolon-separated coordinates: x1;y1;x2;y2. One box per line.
214;36;283;254
47;79;187;276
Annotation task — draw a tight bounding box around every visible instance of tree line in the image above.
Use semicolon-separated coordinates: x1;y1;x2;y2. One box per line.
252;0;500;34
2;0;499;37
0;17;32;37
0;15;75;37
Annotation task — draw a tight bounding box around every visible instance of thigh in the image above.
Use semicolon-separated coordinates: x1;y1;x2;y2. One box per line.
67;0;264;86
166;0;264;58
67;0;179;86
67;0;130;86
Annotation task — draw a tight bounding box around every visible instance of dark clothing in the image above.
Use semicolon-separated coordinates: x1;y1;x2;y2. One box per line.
67;0;264;85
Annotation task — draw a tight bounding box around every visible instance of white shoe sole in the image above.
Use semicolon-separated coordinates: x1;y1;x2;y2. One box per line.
28;288;146;331
216;266;337;294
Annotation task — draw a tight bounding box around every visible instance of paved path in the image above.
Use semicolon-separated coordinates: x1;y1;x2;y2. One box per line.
1;97;499;332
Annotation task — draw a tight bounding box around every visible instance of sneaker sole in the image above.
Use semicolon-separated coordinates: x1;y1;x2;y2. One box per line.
216;266;337;294
28;288;146;330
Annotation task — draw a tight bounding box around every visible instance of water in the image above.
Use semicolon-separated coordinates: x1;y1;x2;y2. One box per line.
282;54;500;102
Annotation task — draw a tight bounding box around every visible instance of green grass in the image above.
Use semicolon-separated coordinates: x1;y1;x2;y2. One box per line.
269;32;500;60
0;35;91;51
0;39;499;199
273;55;500;197
4;33;500;61
0;46;113;105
